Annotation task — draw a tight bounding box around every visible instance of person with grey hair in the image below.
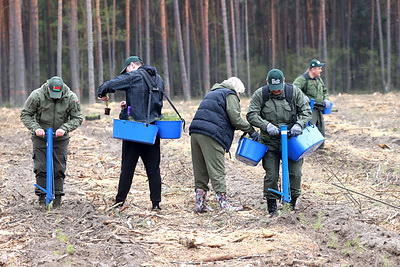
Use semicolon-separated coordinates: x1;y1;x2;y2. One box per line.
189;77;260;212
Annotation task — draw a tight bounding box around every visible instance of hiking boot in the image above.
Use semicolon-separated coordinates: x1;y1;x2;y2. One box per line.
194;189;213;213
290;197;298;211
216;192;243;212
53;195;62;208
38;195;46;206
267;199;277;215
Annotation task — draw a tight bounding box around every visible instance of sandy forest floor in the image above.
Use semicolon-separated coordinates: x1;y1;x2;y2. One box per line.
1;93;400;266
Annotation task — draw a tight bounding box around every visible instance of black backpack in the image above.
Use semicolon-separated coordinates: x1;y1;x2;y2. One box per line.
261;83;296;124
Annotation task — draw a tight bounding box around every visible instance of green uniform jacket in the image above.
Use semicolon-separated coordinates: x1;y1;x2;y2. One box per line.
246;84;311;150
293;73;328;104
20;82;83;137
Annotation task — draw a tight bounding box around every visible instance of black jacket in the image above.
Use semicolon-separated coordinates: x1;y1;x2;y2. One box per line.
97;65;164;123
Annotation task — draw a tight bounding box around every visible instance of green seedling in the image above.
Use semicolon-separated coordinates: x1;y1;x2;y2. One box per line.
55;229;69;243
66;244;75;254
327;232;338;248
313;211;324;231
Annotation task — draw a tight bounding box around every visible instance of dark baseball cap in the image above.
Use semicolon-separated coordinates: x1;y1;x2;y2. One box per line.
267;69;284;91
48;76;63;99
120;56;143;74
309;59;325;68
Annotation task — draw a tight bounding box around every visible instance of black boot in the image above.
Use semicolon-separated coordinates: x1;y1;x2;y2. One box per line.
290;197;297;211
152;201;161;211
53;195;62;208
38;195;46;206
267;199;277;215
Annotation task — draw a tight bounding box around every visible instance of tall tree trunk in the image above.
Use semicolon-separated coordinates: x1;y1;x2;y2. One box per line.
230;0;237;76
86;0;96;104
145;0;150;64
244;0;251;95
11;0;27;106
104;0;112;81
202;0;210;92
95;0;104;85
46;0;55;76
271;0;276;67
137;0;142;57
69;0;80;98
234;0;242;78
321;0;328;88
306;0;315;48
125;0;130;57
173;0;190;100
57;0;63;76
369;0;375;92
376;0;387;92
385;0;391;92
160;0;170;96
184;0;191;89
0;0;8;101
8;0;15;104
31;0;40;89
345;0;351;93
112;0;116;77
295;0;301;74
221;0;232;77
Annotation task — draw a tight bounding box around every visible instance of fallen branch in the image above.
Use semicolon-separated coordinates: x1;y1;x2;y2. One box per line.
170;254;265;264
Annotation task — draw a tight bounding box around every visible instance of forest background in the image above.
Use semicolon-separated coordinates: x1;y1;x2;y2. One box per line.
1;0;399;106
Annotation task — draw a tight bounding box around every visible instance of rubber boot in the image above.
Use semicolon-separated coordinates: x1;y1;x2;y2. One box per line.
194;189;212;213
216;192;243;212
290;197;297;211
267;199;277;215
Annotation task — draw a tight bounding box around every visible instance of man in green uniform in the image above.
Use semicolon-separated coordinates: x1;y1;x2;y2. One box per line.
189;77;260;212
293;59;330;146
21;76;83;207
247;69;311;215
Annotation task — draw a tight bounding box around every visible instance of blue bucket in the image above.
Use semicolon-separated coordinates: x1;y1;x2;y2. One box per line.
155;120;183;139
322;102;333;114
235;137;268;166
288;125;325;161
113;119;158;144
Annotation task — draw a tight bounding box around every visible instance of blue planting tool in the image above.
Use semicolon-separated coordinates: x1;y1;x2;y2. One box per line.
34;128;54;206
267;125;291;203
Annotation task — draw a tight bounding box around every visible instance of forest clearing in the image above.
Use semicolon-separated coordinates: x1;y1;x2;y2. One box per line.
1;92;400;266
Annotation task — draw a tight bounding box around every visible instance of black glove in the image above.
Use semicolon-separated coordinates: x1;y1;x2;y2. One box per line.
266;123;280;136
249;131;261;142
290;124;302;136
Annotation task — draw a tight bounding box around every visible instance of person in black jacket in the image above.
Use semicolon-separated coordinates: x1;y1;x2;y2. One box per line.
97;56;164;210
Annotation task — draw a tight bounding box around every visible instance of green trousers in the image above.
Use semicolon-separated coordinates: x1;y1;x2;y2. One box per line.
262;149;303;199
312;108;325;136
32;135;69;196
191;133;226;193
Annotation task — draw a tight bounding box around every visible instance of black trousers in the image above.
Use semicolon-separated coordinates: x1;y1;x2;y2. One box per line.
116;137;162;204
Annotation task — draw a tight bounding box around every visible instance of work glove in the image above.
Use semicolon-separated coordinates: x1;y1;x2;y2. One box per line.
265;123;280;136
290;123;302;137
249;131;261;142
304;95;310;103
323;99;331;108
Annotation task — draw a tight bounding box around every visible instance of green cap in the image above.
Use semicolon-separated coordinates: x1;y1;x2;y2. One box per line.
309;59;325;68
120;56;143;74
48;76;63;99
267;69;284;91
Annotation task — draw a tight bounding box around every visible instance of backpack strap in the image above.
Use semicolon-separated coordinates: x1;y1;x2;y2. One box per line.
262;85;270;104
